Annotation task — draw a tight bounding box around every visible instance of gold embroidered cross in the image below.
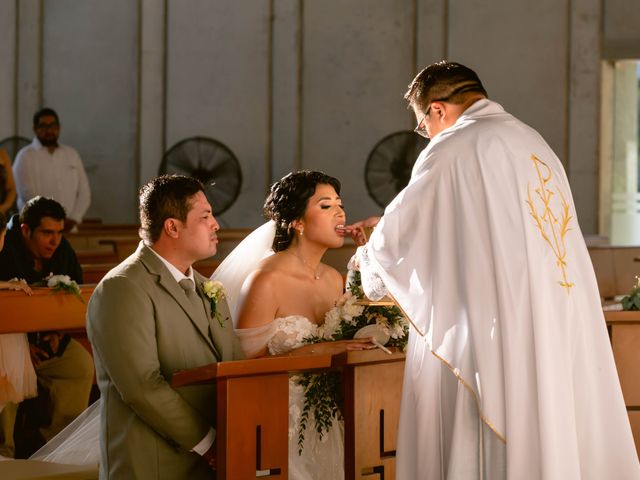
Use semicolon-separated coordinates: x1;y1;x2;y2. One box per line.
526;154;574;292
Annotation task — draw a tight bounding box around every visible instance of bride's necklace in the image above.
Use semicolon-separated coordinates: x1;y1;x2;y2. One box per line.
284;250;321;280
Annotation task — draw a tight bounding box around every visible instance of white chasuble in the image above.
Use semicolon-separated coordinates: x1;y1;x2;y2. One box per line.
358;99;639;479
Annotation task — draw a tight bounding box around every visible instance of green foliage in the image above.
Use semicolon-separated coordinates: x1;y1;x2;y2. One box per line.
295;371;342;455
296;269;409;452
621;277;640;311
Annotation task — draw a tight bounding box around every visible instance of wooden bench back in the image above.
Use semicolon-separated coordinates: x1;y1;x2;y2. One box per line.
0;286;94;334
588;246;640;299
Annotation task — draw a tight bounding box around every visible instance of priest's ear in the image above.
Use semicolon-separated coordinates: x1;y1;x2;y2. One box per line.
429;101;446;119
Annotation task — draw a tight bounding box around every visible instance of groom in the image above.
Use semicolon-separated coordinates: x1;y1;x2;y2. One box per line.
87;175;244;479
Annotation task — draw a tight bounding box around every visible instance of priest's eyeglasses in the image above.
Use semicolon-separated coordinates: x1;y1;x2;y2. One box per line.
414;113;430;138
413;82;486;139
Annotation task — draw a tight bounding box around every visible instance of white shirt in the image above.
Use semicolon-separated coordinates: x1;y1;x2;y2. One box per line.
13;138;91;222
146;246;215;456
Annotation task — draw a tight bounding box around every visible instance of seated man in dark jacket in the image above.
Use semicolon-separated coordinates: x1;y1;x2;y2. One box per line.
0;196;94;457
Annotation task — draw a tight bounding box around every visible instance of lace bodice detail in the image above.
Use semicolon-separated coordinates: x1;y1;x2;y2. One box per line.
235;315;319;358
267;316;318;355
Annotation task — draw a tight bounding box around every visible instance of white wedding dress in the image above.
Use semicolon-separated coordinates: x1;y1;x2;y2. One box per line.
235;315;345;480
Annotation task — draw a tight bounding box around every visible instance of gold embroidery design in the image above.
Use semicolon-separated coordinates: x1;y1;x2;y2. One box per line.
526;154;574;292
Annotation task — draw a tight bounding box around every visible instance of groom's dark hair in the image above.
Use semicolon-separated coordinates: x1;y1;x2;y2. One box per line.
138;174;205;243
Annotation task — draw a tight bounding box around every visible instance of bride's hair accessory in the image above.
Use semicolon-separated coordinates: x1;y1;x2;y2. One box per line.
264;170;341;252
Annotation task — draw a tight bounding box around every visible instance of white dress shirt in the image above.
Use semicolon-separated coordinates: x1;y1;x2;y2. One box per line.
13;138;91;222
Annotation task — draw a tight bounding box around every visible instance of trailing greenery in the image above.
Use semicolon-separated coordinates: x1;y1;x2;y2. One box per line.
295;371;342;455
295;270;409;453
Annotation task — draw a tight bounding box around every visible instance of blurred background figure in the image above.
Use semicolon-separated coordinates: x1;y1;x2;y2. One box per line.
0;149;16;218
13;108;91;232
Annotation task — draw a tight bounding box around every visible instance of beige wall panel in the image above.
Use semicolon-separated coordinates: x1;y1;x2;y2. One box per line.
0;1;16;139
603;0;640;58
302;0;416;220
42;0;139;222
447;0;569;166
166;0;270;227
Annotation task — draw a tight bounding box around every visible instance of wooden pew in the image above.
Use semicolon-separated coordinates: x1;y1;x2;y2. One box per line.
605;310;640;458
588;246;640;299
0;286;94;334
0;287;100;478
172;349;406;480
173;354;333;478
82;263;117;284
335;349;405;479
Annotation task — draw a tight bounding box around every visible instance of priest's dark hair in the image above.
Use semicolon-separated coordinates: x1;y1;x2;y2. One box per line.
264;170;341;252
405;61;487;112
139;174;205;244
20;196;66;233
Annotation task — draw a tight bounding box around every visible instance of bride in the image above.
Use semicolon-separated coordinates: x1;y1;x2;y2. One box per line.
213;170;373;479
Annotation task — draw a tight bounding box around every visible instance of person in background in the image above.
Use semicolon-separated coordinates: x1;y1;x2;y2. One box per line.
13;108;91;231
0;197;93;457
0;148;17;217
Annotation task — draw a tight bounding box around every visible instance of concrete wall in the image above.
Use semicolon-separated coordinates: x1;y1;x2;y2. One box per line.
0;0;636;231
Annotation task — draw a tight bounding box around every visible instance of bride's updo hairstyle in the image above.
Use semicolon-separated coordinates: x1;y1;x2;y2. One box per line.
264;170;341;252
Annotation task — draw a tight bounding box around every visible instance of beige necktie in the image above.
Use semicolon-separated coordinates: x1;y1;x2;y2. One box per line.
179;278;205;314
179;278;220;358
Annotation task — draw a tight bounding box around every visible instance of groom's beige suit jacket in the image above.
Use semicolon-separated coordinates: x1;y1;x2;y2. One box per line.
87;242;244;479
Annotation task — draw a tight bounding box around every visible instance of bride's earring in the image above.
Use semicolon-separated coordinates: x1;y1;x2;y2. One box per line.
299;228;304;236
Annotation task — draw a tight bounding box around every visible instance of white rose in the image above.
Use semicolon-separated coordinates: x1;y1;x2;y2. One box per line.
47;274;72;287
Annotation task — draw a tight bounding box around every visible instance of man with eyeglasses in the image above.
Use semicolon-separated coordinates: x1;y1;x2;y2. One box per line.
346;62;639;478
13;107;91;231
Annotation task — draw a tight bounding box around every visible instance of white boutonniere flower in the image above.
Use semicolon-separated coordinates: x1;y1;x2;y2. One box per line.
202;280;226;327
44;273;83;303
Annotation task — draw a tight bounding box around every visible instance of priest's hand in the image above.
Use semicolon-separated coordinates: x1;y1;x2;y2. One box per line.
343;216;381;246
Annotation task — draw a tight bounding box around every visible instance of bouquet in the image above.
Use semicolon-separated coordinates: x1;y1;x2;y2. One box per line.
295;270;408;453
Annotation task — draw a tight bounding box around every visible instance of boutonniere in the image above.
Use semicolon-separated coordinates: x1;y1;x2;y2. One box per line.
201;280;226;327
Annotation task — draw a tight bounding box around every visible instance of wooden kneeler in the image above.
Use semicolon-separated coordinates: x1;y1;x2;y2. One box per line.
172;354;332;479
335;350;406;480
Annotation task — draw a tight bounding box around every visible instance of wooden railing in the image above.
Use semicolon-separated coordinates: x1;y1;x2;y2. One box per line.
0;286;94;334
172;349;405;480
605;310;640;458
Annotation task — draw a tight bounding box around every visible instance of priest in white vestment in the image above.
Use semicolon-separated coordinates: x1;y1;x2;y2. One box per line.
350;61;639;479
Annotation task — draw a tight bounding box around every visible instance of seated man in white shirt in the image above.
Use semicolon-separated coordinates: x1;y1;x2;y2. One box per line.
13;108;91;231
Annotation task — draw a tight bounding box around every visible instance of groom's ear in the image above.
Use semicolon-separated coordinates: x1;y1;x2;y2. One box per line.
163;218;180;239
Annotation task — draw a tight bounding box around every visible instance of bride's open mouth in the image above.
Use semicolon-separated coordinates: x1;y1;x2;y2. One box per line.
335;224;346;237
